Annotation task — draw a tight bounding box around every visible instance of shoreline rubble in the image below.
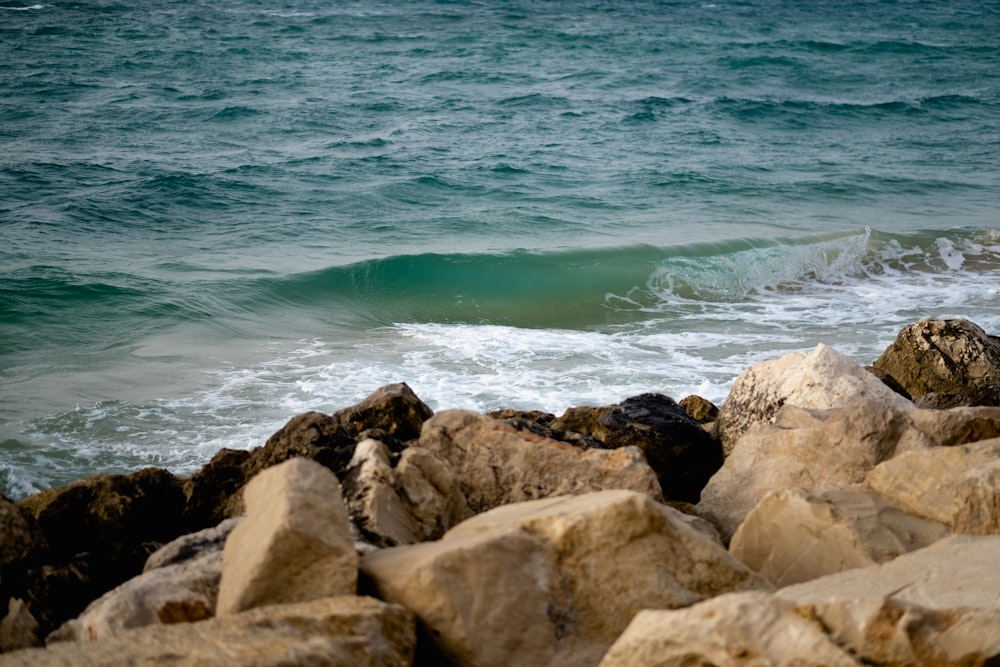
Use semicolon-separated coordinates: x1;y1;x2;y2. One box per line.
3;317;1000;665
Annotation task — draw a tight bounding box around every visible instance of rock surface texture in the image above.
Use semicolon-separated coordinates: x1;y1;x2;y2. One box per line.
873;318;1000;399
0;596;415;667
216;458;358;615
417;409;664;513
715;343;913;454
360;489;769;667
729;486;949;587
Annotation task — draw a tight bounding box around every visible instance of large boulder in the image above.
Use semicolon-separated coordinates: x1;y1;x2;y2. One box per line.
360;490;770;667
551;393;722;503
0;596;416;667
417;410;664;513
216;458;358;615
601;535;1000;666
863;437;1000;534
333;382;433;442
778;535;1000;665
696;400;911;541
599;591;862;667
15;468;187;637
873;318;1000;399
729;486;950;587
342;439;469;548
715;343;913;454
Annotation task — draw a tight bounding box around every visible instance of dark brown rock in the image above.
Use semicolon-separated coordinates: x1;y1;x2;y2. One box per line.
678;395;720;424
333;382;433;442
0;495;44;608
18;468;185;563
14;468;187;637
872;318;1000;399
914;384;1000;409
486;409;556;426
553;394;722;504
182;448;251;530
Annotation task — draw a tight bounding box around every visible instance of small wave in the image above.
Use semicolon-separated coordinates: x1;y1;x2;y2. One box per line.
3;3;44;9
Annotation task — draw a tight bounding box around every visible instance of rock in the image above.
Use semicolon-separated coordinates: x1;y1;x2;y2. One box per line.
182;448;251;530
360;490;770;667
417;410;664;513
778;535;1000;666
0;596;415;667
0;599;40;653
895;405;1000;451
873;318;1000;399
697;399;911;541
244;411;358;486
333;382;433;442
598;591;862;667
15;468;187;637
863;437;1000;534
17;468;186;564
498;417;609;450
864;365;914;400
915;384;1000;409
143;518;241;572
216;458;358;615
678;394;719;424
0;495;43;606
343;439;470;547
552;394;722;503
730;486;950;587
46;550;222;642
486;409;556;425
715;343;912;454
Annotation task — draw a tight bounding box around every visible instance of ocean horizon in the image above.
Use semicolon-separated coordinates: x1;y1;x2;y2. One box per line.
2;0;999;498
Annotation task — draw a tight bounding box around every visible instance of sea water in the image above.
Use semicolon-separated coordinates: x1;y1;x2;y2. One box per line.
2;0;999;497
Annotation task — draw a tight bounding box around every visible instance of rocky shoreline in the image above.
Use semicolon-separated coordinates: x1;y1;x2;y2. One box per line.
3;317;1000;665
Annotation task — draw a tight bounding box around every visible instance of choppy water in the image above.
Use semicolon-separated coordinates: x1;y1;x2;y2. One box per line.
2;0;999;497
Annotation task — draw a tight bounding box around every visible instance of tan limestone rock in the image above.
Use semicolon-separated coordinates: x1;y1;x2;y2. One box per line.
216;458;357;615
360;490;769;667
864;437;1000;533
715;343;912;454
416;410;663;514
697;399;910;541
778;535;1000;666
0;599;40;653
730;486;950;587
598;591;862;667
0;596;415;667
343;439;469;547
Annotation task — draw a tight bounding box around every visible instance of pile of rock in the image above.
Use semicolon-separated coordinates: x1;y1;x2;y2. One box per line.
2;317;1000;665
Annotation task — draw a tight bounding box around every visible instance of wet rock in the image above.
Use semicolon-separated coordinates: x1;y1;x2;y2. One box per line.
417;410;663;514
872;318;1000;399
333;382;433;442
915;383;1000;409
216;458;357;615
678;394;720;424
361;490;769;667
552;393;722;503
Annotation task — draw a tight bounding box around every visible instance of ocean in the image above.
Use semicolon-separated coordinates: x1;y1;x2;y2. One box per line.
2;0;999;498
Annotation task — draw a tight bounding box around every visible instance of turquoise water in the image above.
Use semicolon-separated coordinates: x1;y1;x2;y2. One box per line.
2;0;999;497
